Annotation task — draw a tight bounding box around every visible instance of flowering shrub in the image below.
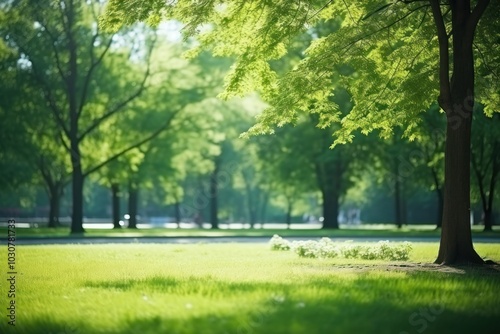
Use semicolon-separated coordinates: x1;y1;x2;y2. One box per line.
269;235;412;261
292;240;319;258
269;234;291;251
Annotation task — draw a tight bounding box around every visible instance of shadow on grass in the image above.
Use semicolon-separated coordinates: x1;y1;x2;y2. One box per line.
6;272;500;334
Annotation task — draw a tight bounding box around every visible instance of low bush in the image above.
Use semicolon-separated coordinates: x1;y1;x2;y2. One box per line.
269;235;412;261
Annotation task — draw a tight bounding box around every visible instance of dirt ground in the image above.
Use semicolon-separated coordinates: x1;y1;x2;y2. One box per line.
332;262;500;275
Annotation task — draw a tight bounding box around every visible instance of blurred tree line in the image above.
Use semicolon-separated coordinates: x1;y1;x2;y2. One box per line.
0;0;498;232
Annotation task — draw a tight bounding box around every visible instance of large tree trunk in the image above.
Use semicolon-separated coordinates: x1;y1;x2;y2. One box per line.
483;209;493;231
111;183;121;229
322;187;340;229
128;184;138;229
436;112;483;264
68;4;84;235
432;0;489;264
319;157;343;230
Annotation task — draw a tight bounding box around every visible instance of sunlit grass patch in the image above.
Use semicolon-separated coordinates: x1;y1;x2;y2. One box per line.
0;243;499;333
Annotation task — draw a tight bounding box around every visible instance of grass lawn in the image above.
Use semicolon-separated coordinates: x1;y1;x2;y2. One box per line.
1;242;499;334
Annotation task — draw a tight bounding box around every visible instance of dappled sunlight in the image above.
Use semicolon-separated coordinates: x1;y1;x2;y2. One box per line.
11;270;500;334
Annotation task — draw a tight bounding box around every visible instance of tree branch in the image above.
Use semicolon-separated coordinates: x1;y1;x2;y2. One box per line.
466;0;490;41
82;107;182;178
78;2;115;118
78;34;155;142
36;20;68;86
429;0;452;111
340;3;429;57
27;60;70;137
78;36;113;119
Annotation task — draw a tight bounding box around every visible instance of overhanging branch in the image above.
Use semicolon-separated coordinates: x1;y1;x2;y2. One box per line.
429;0;452;111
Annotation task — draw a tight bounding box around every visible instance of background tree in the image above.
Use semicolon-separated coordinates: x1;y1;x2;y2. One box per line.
0;42;71;227
417;107;446;228
2;0;159;233
471;109;500;231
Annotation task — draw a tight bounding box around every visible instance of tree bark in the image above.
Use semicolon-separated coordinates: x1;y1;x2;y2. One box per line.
431;0;489;264
71;164;85;233
128;183;138;229
67;1;85;234
111;183;121;229
437;113;483;264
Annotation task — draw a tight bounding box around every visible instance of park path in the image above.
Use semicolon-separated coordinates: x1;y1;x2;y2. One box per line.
10;235;500;245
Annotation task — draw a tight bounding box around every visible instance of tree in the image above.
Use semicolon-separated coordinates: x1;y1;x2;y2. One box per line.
102;1;499;264
417;107;446;228
0;45;71;227
2;0;160;234
471;110;500;231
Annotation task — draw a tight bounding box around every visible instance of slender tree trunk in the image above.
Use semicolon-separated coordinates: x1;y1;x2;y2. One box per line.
394;161;403;229
47;184;62;228
68;2;84;234
285;201;292;228
242;171;257;228
259;192;269;226
174;201;181;227
484;156;498;231
432;0;489;264
128;183;138;229
209;164;219;229
111;183;121;229
248;207;257;228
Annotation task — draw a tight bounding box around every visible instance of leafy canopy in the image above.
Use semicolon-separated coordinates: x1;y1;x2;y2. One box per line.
102;1;499;145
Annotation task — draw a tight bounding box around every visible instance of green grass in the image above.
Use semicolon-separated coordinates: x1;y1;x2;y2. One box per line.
5;224;500;239
1;242;499;333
